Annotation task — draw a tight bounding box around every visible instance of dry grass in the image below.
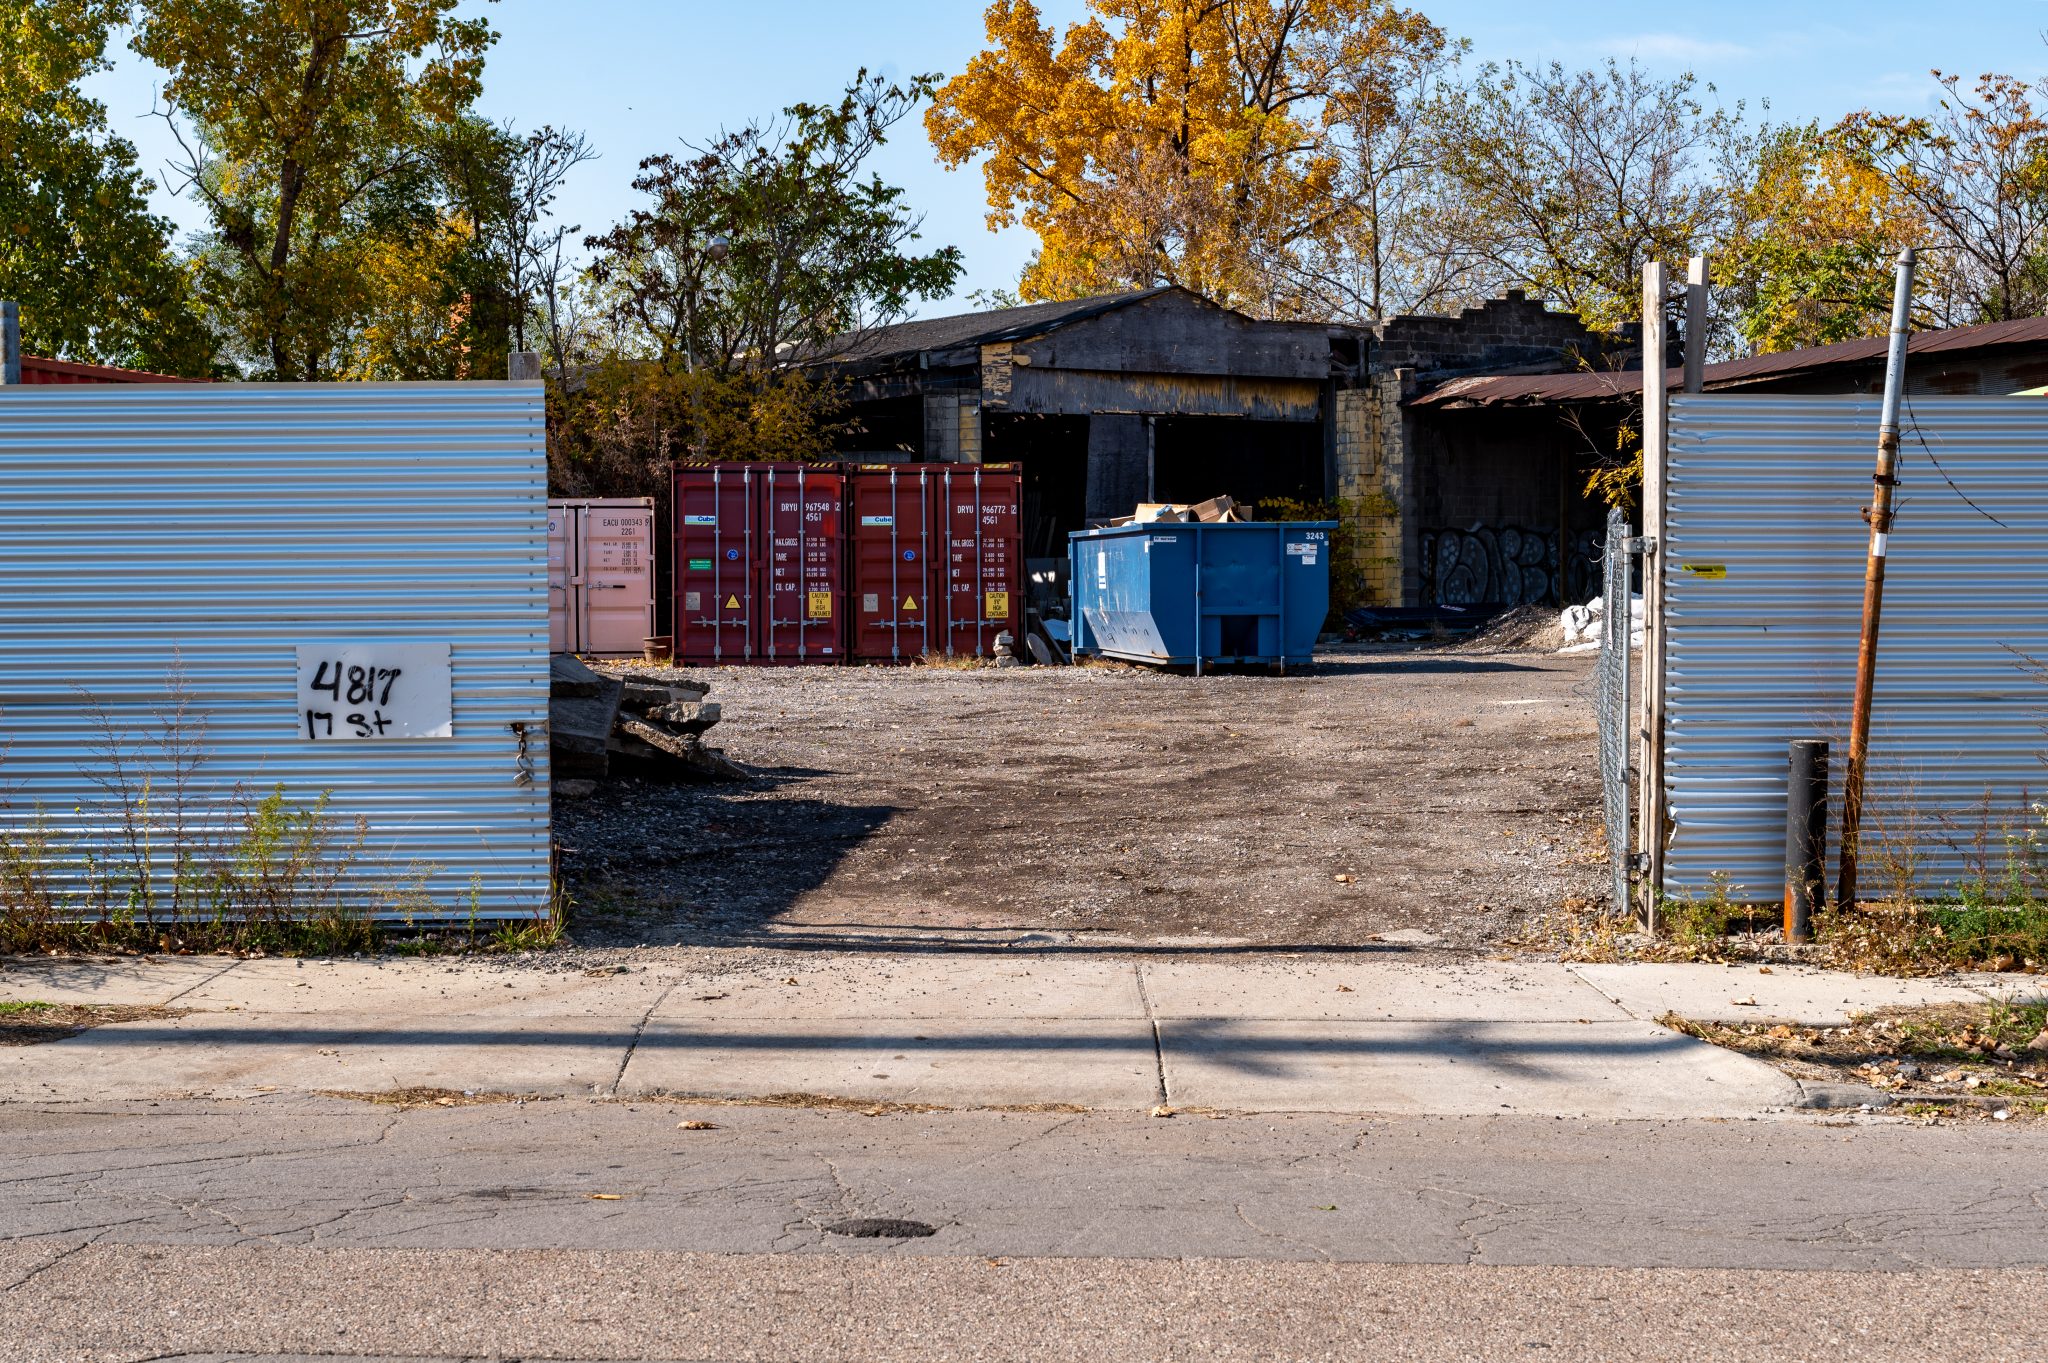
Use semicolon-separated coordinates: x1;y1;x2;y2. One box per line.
0;1000;186;1046
912;652;996;671
1662;998;2048;1120
315;1087;551;1110
635;1090;1095;1117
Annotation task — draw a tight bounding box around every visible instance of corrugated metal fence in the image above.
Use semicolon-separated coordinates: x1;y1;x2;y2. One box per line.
1662;394;2048;899
0;383;552;922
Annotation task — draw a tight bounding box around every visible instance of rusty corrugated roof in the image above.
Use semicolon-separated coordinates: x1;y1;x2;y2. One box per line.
1409;316;2048;409
22;354;209;384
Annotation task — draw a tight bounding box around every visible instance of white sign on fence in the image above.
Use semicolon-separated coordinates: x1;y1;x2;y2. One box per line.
295;643;453;741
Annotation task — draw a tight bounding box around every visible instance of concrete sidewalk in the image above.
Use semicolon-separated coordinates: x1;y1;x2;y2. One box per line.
0;952;2027;1119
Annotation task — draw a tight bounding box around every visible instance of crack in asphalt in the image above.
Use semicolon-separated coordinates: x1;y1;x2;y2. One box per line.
1132;961;1169;1106
1230;1202;1333;1261
607;978;683;1098
0;1233;99;1293
158;959;245;1005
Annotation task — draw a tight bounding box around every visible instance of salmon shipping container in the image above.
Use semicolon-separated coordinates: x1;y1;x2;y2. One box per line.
673;463;847;664
927;464;1023;657
548;497;654;656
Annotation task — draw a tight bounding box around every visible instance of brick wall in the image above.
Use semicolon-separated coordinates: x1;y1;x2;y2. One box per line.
1375;290;1606;378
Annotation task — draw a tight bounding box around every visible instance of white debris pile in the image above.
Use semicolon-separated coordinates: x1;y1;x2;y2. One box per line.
1558;594;1644;654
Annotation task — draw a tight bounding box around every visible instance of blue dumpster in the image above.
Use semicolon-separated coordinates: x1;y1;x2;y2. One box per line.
1069;521;1336;672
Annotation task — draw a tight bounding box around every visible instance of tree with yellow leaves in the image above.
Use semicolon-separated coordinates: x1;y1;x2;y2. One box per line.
926;0;1452;315
1718;122;1925;354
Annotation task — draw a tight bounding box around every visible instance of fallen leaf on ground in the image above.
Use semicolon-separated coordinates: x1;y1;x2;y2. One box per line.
677;1120;717;1131
587;1193;622;1201
1336;985;1354;993
1731;996;1759;1006
1151;1104;1177;1118
1758;966;1774;975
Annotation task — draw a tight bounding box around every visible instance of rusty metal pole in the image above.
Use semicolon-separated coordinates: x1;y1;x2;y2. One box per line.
1837;248;1917;912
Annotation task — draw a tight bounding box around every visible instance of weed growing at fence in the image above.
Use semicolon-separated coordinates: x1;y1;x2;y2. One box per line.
0;666;560;957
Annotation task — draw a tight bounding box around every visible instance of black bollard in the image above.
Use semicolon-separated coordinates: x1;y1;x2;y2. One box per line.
1784;740;1830;944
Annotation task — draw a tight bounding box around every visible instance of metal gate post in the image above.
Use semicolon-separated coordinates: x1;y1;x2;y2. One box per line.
1636;262;1671;932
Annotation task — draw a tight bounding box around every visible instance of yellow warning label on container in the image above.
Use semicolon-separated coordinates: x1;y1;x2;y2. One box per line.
1681;564;1728;580
724;594;741;610
808;591;833;619
985;590;1010;617
903;595;919;611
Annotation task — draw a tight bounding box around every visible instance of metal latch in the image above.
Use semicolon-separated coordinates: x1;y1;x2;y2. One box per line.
1623;536;1658;555
510;721;541;787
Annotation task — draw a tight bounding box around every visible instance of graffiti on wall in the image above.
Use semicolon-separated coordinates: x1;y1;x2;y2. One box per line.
1422;525;1602;607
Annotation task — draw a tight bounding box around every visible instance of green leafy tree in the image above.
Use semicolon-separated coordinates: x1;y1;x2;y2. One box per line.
0;0;213;373
585;70;963;374
559;71;962;499
133;0;497;379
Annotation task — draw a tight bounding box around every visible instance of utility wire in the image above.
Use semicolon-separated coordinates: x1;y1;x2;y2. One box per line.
1901;392;2008;528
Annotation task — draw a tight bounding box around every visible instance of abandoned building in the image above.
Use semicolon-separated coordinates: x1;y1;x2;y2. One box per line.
806;284;1624;608
1405;315;2048;605
810;290;2048;613
811;287;1357;564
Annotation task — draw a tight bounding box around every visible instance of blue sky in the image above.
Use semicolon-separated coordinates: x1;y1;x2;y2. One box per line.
81;1;2048;316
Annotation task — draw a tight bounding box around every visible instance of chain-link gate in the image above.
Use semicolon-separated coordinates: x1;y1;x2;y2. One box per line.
1594;508;1634;912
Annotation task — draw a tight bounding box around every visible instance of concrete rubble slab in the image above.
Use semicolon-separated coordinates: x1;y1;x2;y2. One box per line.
1568;963;2002;1025
1158;1018;1803;1119
621;1017;1161;1110
1140;958;1630;1023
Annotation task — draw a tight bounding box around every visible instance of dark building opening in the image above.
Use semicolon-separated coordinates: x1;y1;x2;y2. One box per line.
1151;417;1324;509
986;413;1089;560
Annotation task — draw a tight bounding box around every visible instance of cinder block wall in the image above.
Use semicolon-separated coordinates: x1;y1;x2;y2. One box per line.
1333;383;1407;607
1345;291;1616;607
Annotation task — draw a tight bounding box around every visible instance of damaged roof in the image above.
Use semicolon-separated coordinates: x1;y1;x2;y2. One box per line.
803;287;1182;366
1410;315;2048;409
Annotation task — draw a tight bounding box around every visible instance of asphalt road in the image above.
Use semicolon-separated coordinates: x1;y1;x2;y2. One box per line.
6;1098;2046;1362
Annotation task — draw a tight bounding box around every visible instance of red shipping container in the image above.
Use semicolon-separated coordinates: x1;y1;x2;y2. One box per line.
848;466;940;661
927;464;1023;657
754;463;848;664
673;464;761;664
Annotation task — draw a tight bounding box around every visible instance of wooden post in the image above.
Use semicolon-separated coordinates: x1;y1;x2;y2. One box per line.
1683;256;1708;394
1636;262;1670;932
0;301;20;386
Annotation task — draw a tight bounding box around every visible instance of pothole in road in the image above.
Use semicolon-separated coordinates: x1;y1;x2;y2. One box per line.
823;1217;938;1239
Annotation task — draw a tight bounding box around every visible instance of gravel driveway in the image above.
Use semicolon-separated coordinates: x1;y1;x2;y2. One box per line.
556;648;1603;953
